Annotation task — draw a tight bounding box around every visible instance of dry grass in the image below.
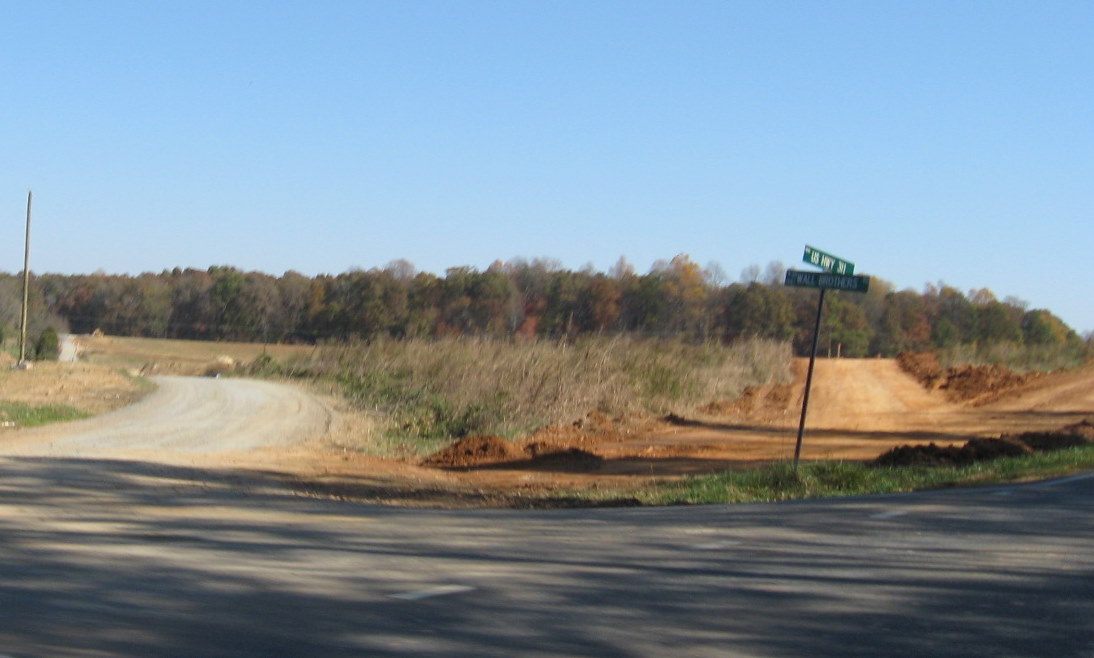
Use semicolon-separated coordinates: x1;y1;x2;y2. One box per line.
76;334;318;375
0;360;150;416
305;336;792;446
939;341;1089;374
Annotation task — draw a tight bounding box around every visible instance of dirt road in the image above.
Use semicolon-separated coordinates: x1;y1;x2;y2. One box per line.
0;376;332;460
1;357;1091;503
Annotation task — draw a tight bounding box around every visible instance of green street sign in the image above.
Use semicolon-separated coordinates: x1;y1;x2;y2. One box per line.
785;269;870;293
803;245;854;275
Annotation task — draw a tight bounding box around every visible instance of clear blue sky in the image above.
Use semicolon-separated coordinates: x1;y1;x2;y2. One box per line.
2;1;1091;334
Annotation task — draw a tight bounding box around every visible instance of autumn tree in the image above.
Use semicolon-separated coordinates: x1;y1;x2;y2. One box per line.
723;283;794;343
585;274;621;332
968;289;1022;344
822;293;873;357
871;290;931;356
405;272;443;337
1021;309;1077;347
656;254;709;337
540;269;591;336
168;269;216;339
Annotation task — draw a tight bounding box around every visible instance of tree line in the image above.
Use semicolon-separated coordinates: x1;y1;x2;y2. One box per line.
0;254;1086;358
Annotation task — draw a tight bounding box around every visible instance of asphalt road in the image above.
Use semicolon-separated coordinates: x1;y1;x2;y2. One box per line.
0;456;1089;657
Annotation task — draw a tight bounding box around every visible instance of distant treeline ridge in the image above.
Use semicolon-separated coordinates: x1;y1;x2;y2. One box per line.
0;255;1085;357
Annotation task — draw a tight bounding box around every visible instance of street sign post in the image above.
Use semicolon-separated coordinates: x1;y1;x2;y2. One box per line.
803;245;854;275
786;246;870;466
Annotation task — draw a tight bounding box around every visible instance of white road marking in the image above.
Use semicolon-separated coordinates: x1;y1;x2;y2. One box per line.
390;585;476;601
689;541;741;551
870;510;908;519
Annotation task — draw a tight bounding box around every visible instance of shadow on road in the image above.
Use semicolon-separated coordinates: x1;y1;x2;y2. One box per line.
0;456;1090;656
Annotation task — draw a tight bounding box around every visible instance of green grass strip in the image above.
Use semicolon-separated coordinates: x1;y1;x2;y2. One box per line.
637;445;1094;505
0;401;89;428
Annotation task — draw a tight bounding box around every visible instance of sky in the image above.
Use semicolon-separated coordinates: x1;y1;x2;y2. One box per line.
2;1;1091;334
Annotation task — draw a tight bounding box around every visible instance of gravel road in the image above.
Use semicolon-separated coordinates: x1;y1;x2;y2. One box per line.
0;376;332;458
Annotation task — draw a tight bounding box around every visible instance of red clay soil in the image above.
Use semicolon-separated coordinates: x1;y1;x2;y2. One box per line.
170;357;1094;506
419;357;1094;483
896;351;1036;403
83;356;1083;507
876;419;1094;467
425;433;608;472
422;435;524;468
896;351;946;388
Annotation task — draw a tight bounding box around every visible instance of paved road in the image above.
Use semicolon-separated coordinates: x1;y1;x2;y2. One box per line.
0;456;1089;657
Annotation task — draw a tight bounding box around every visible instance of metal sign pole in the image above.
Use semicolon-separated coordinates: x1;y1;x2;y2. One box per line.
786;245;869;466
793;287;825;467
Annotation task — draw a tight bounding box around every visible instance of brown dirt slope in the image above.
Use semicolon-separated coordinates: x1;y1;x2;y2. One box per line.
897;351;1037;404
421;357;1094;476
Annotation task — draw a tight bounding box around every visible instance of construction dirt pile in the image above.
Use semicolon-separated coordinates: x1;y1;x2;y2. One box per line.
701;383;795;423
422;435;524;468
897;351;1035;403
424;433;608;472
874;419;1094;467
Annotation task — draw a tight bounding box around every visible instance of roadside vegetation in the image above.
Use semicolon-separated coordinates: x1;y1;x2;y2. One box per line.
294;336;792;455
0;401;88;428
938;340;1089;373
636;445;1094;505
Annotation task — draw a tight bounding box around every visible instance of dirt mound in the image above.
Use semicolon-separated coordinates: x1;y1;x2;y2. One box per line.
424;435;605;472
1002;419;1094;452
531;410;616;437
875;437;1031;467
1064;419;1094;441
897;351;945;388
524;411;645;449
423;435;523;468
875;418;1094;467
524;447;604;471
897;351;1033;403
941;364;1032;403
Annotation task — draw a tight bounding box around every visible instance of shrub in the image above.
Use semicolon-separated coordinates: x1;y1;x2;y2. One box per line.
34;326;60;361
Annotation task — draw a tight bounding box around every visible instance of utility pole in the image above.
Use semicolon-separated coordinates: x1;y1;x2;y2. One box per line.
18;190;32;365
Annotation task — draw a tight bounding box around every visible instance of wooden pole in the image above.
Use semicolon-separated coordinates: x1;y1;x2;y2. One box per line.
19;190;32;364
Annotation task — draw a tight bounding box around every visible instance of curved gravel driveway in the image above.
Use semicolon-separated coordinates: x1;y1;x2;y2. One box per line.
1;376;331;458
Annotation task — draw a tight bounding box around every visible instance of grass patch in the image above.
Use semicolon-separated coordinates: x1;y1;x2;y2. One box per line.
0;401;89;428
638;445;1094;505
302;336;792;456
